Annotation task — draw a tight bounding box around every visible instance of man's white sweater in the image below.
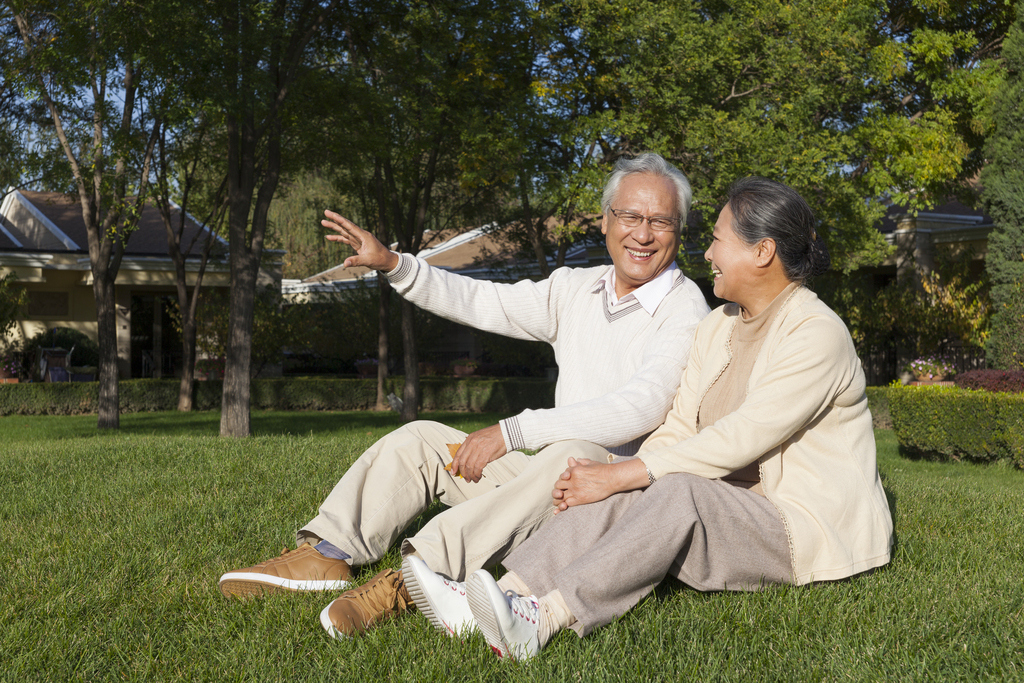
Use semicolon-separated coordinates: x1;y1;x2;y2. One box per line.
387;253;709;456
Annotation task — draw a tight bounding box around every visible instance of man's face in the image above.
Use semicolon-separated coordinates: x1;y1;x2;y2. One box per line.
602;173;682;299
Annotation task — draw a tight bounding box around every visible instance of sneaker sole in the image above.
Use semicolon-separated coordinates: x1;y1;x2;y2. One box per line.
319;603;350;641
218;572;350;598
402;557;473;638
466;572;512;659
402;557;446;634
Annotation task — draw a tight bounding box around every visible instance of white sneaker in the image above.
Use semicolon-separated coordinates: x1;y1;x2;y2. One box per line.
466;569;541;661
402;556;476;637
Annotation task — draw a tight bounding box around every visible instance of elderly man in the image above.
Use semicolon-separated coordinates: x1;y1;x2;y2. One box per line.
218;153;710;638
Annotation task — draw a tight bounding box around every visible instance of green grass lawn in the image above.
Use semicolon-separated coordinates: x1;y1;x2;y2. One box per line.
1;411;1022;681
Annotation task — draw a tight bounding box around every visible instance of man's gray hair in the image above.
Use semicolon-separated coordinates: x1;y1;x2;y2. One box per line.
601;153;692;224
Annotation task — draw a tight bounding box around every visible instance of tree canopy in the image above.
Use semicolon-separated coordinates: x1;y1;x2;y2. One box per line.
564;0;1013;274
1;0;1018;420
5;0;171;428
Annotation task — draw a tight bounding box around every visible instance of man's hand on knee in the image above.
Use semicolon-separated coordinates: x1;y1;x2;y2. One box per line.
450;424;507;483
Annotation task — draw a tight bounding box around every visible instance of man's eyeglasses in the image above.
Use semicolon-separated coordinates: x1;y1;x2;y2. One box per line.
610;209;680;233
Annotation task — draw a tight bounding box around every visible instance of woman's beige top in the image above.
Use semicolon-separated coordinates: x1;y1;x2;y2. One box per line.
637;286;893;585
698;282;800;494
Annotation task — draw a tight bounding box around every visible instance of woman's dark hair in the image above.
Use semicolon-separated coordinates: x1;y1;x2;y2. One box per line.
725;177;831;283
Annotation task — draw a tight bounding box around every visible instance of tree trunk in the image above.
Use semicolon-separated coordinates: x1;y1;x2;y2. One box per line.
178;317;197;411
519;173;550;278
400;297;419;422
376;276;391;410
220;107;257;436
220;251;258;436
373;160;391;411
93;272;119;429
556;240;570;269
170;246;213;412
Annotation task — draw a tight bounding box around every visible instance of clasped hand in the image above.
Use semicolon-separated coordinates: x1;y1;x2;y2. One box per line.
552;457;618;512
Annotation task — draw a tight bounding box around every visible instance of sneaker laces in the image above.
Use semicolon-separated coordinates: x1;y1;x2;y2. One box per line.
505;591;539;625
349;571;411;615
275;544;311;558
249;545;299;569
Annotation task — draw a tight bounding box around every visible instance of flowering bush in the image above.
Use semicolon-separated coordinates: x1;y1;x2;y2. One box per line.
195;357;225;379
0;351;19;377
907;355;956;380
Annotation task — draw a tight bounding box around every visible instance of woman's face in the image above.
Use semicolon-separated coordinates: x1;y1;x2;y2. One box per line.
704;204;759;303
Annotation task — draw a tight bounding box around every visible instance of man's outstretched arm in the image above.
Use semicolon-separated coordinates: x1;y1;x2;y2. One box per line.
324;211;564;343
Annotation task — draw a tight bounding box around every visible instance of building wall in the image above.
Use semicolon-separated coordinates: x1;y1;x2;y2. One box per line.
5;268;97;346
2;263;235;378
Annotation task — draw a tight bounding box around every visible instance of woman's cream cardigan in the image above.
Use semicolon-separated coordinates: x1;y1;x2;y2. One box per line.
638;286;893;585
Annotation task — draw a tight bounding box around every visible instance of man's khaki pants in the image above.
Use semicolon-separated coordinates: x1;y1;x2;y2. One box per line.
298;420;609;580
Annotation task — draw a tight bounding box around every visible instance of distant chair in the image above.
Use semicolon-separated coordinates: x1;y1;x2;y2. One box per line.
39;347;69;382
47;366;70;382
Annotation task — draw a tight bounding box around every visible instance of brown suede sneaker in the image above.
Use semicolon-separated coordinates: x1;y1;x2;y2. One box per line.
218;543;353;598
319;569;414;639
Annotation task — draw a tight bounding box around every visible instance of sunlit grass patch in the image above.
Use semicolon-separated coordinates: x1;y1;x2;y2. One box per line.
1;417;1021;681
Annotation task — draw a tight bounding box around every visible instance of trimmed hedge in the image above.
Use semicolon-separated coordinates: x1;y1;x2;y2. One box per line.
0;377;555;416
866;386;891;429
954;369;1024;393
889;384;1024;469
0;378;896;426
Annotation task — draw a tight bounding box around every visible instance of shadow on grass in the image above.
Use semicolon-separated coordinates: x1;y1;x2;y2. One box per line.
1;410;511;442
250;411;408;437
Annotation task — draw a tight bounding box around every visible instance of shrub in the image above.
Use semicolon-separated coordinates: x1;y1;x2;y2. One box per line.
986;280;1024;370
0;381;98;415
954;369;1024;393
1;347;20;377
866;386;891;429
195;357;225;379
0;376;556;416
889;384;1024;469
0;273;27;341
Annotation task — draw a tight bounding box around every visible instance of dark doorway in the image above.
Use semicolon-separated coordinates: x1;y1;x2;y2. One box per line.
130;294;183;378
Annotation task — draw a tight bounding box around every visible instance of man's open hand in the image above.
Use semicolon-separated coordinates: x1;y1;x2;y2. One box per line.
322;210;400;272
449;424;508;483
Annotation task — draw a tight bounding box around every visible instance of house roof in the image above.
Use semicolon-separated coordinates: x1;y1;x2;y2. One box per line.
0;223;19;250
304;223;525;284
286;218;602;296
0;189;224;256
877;198;992;234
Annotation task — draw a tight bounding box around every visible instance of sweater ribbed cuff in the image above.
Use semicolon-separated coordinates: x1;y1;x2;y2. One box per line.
499;417;527;453
385;252;414;282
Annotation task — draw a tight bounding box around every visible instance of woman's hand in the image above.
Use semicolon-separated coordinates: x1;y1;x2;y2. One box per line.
322;210;400;272
551;457;650;512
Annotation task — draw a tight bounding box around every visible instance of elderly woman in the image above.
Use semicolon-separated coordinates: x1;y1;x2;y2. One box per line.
402;177;894;660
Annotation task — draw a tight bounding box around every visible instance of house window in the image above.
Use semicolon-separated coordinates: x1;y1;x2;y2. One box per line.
27;291;69;317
